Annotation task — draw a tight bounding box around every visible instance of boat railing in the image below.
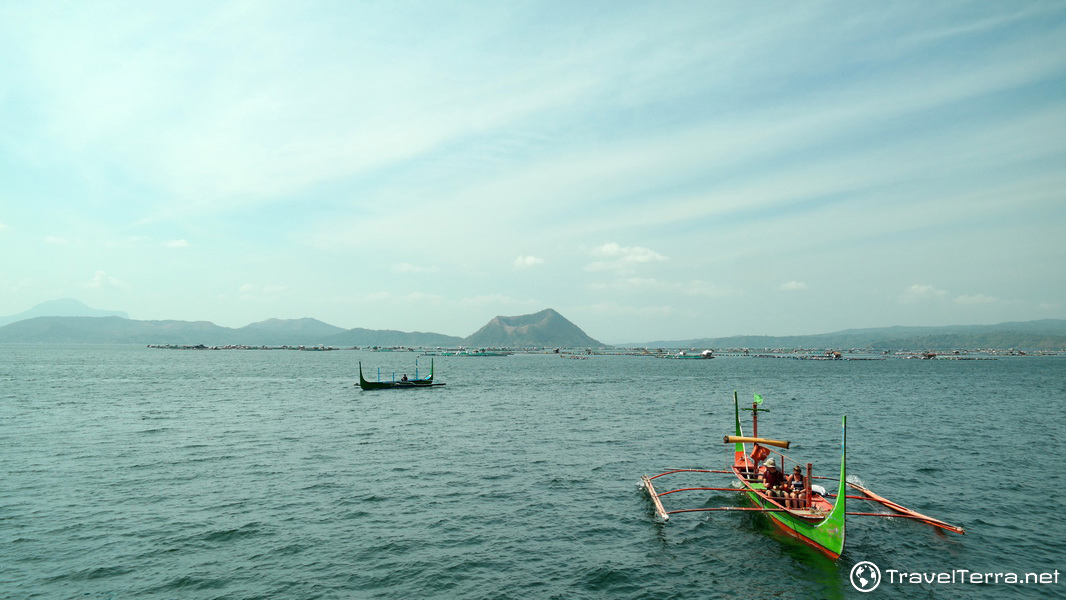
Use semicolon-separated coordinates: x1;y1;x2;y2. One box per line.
368;364;427;383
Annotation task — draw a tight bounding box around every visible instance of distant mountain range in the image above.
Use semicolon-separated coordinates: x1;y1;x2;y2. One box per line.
1;300;1064;349
0;302;602;348
637;320;1066;351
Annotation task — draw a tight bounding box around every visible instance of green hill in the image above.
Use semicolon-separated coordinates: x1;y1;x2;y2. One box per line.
327;328;463;347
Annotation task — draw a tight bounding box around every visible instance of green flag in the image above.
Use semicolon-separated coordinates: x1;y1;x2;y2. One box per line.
754;393;763;405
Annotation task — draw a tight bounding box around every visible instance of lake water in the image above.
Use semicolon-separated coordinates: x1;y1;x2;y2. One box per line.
2;345;1064;599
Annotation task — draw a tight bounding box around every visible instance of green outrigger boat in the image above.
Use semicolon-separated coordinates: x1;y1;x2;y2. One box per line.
641;392;963;559
357;358;445;390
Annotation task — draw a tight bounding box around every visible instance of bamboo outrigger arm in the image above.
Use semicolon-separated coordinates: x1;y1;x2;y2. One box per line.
847;482;966;535
723;435;791;449
640;475;671;522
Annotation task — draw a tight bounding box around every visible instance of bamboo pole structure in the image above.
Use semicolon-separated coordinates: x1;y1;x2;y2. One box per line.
806;462;813;509
723;436;791;449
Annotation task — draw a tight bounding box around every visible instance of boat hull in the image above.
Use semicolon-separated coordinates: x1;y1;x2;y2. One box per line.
358;359;443;390
359;380;444;390
740;487;845;559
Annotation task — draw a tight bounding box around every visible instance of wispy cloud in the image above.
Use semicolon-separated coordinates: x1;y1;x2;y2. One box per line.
585;243;667;273
900;284;948;304
955;294;997;305
85;270;129;290
514;255;544;268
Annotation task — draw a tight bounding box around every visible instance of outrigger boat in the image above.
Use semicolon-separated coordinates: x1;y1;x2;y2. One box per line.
357;358;445;390
640;391;963;559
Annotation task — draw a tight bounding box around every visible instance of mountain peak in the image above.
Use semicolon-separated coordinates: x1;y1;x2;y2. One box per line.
464;308;603;347
0;299;129;327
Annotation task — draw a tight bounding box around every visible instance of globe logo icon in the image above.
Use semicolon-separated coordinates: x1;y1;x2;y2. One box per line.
850;561;882;592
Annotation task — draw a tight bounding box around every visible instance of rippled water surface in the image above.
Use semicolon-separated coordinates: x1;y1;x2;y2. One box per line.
2;346;1064;599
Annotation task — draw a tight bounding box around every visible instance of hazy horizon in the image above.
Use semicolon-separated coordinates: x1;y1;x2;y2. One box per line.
4;298;1064;346
2;3;1064;342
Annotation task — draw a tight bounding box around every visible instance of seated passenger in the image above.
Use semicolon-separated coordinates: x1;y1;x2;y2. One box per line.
761;457;785;499
785;465;806;509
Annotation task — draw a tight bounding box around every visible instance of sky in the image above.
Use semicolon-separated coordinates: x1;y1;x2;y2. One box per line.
1;1;1065;343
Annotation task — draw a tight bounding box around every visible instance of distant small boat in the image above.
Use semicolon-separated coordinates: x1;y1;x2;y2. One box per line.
453;349;512;357
357;358;445;390
665;349;715;359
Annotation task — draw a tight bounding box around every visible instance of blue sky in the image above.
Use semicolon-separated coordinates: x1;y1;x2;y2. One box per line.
1;1;1064;343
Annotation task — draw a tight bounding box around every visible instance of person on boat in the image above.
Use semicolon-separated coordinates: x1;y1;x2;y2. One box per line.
785;465;806;509
401;374;408;382
761;457;785;500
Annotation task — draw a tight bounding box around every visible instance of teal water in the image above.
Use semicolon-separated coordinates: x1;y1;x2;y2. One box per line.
2;346;1063;599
